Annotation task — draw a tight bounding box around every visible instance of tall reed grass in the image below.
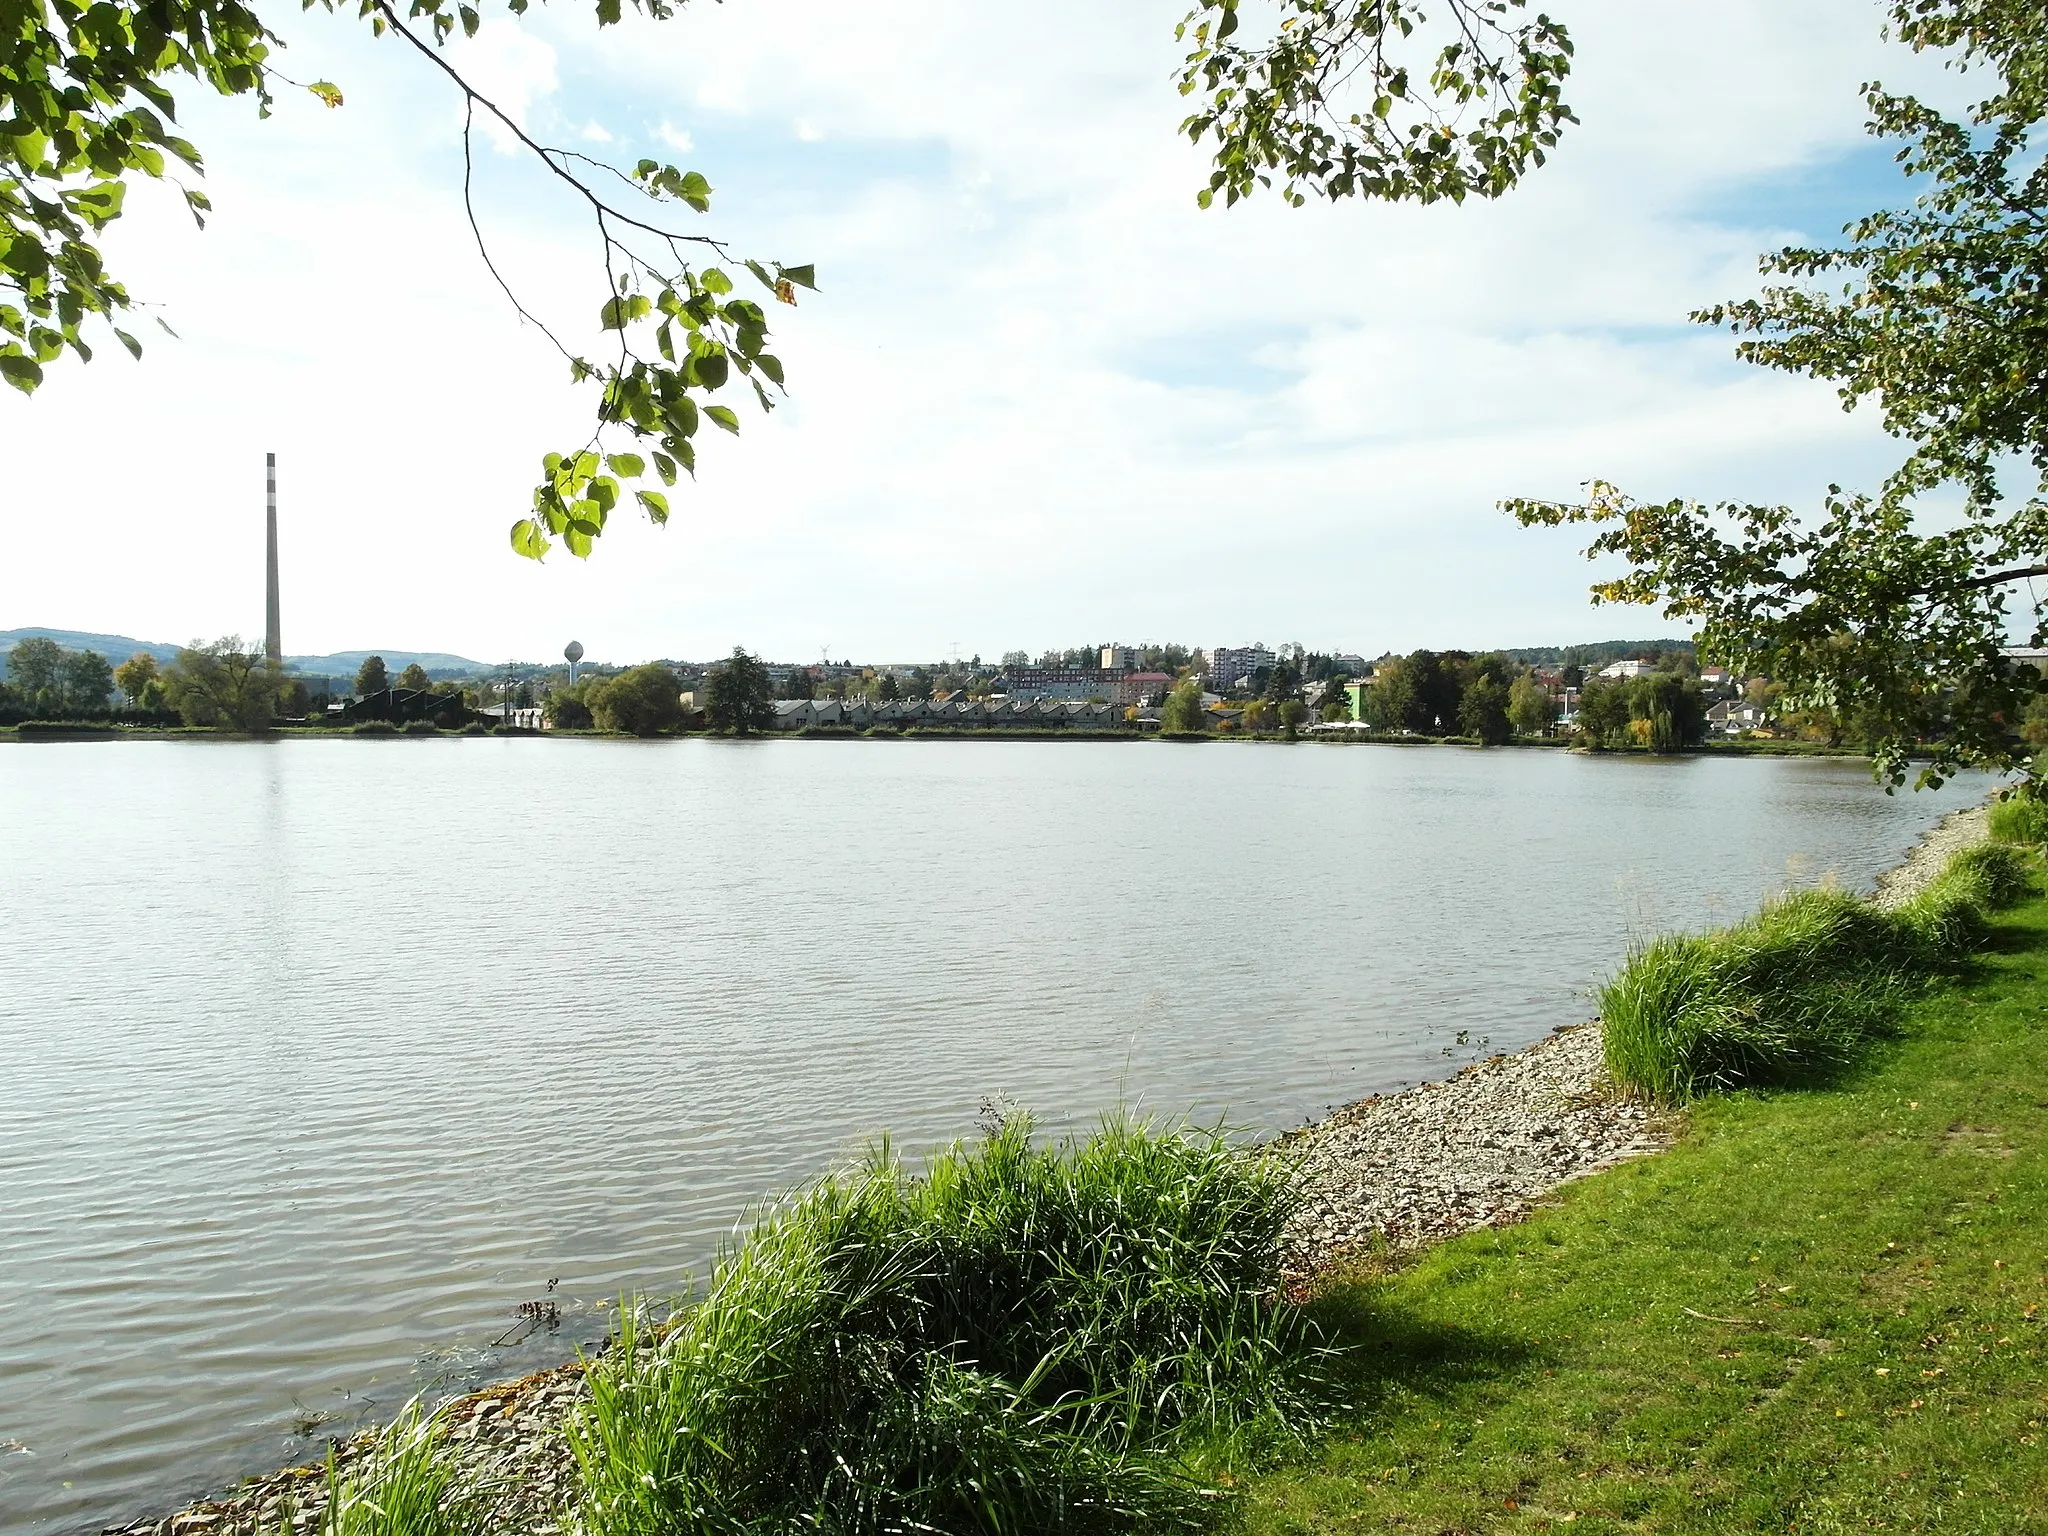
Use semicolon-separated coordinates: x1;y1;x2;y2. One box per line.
277;1407;466;1536
1601;842;2032;1103
569;1115;1330;1536
1988;786;2048;846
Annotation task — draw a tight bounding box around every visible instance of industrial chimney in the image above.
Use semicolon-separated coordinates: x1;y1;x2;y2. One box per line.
265;452;280;665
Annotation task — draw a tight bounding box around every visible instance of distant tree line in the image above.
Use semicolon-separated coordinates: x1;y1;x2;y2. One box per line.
1;635;308;729
1;636;117;720
1355;649;1708;749
543;647;776;735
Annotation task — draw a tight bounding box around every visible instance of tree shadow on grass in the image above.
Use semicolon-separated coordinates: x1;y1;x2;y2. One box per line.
1974;922;2045;957
1302;1279;1542;1425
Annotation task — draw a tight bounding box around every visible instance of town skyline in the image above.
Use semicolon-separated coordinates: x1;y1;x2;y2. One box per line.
0;623;1697;681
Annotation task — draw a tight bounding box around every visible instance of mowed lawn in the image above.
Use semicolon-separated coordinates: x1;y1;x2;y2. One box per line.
1243;896;2048;1535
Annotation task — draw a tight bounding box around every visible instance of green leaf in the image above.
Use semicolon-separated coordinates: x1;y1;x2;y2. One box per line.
700;267;733;296
706;405;740;434
756;354;785;386
606;452;645;478
0;353;43;393
652;451;678;486
635;489;670;523
510;518;551;560
564;524;595;558
600;294;650;330
776;263;817;291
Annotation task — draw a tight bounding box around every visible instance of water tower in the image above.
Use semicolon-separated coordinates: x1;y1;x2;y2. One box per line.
564;640;584;683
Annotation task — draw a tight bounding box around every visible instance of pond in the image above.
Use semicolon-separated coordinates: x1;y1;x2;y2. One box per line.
0;738;1982;1533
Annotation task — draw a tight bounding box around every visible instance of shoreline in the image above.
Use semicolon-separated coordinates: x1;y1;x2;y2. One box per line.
94;799;1996;1536
3;724;1887;761
1274;795;1996;1287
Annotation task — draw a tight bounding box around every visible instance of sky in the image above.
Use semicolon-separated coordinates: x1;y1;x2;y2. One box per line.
0;0;1975;666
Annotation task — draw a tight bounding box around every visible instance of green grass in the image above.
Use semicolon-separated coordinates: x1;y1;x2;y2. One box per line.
1598;847;2032;1103
1989;790;2048;846
282;1407;467;1536
569;1115;1331;1536
1238;884;2048;1536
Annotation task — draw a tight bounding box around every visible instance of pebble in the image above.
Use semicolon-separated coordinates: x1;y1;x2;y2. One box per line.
1869;803;1991;908
1272;1022;1670;1287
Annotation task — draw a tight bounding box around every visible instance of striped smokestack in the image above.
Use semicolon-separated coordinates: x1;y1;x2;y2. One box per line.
265;452;280;665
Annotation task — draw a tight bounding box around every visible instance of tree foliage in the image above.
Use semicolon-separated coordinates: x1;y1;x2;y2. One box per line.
543;681;595;729
164;635;287;729
395;661;431;690
1510;1;2048;788
5;634;63;698
63;646;112;710
4;635;114;715
1507;670;1551;736
707;645;773;734
4;0;810;561
1571;672;1707;752
114;649;158;705
1457;672;1509;743
1178;0;1576;210
588;661;683;733
354;654;389;695
1160;675;1209;733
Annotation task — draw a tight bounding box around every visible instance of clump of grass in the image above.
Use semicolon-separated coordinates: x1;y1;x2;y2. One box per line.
1602;843;2034;1103
1600;889;1904;1103
1987;786;2048;845
569;1115;1330;1536
1891;842;2032;958
280;1407;465;1536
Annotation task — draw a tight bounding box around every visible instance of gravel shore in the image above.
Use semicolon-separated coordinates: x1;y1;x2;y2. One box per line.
1869;802;1992;908
105;804;1993;1536
1276;1023;1670;1287
103;1363;590;1536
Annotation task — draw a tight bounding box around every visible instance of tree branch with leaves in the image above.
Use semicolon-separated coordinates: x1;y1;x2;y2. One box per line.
1176;0;1576;208
1507;1;2048;789
3;0;814;560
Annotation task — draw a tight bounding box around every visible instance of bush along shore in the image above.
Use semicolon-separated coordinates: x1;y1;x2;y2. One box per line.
112;803;2046;1536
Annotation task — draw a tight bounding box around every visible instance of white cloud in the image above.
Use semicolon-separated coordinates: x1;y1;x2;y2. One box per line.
0;0;1954;664
579;120;614;143
451;21;561;154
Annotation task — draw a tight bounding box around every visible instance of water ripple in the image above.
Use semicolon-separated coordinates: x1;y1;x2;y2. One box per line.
0;739;1975;1534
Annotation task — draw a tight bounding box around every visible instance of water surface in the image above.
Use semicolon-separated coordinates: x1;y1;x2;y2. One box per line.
0;739;1981;1533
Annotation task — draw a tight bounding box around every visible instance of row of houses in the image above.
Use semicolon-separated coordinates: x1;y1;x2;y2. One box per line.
770;698;1122;731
